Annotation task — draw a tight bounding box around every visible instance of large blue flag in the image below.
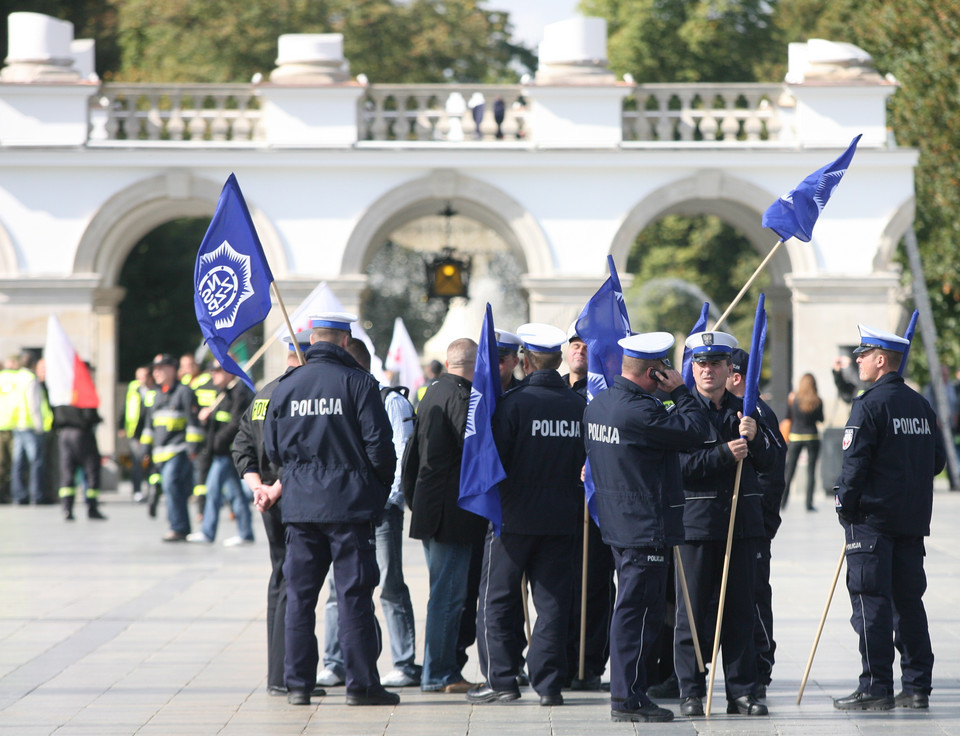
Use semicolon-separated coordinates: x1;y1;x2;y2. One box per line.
458;303;507;534
898;309;919;378
682;302;711;391
575;255;632;523
762;134;861;243
194;174;274;391
742;293;767;419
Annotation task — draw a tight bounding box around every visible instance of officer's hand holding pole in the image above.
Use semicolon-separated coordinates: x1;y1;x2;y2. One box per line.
737;412;757;440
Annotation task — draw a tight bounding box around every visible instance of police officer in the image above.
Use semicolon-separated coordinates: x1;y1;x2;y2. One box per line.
583;332;710;722
232;330;325;698
727;348;787;698
468;323;586;706
833;324;946;711
495;329;523;392
263;312;398;707
675;331;774;717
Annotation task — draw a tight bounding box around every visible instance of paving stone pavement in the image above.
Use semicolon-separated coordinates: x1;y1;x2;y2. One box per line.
1;480;959;735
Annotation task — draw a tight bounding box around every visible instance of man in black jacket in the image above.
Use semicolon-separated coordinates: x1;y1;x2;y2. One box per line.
263;312;398;707
404;338;485;694
833;324;946;711
53;400;107;521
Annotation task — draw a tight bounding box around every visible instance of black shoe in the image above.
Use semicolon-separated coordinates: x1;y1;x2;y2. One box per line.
680;696;704;716
287;690;311;705
833;690;895;710
515;672;530;687
569;674;602;691
894;690;929;709
466;683;521;704
646;673;680;699
267;686;286;696
345;686;400;706
540;693;563;706
312;685;327;697
88;505;107;520
727;694;768;715
753;683;767;699
611;702;675;722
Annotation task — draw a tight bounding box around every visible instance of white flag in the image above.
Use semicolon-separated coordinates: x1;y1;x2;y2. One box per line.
385;317;424;391
275;282;383;380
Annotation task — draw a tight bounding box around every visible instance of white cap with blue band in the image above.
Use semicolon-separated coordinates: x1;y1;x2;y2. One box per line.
619;332;674;360
515;323;567;353
684;331;738;361
309;312;358;331
853;324;909;354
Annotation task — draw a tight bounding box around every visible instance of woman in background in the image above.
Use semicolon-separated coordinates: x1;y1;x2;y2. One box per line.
783;373;824;511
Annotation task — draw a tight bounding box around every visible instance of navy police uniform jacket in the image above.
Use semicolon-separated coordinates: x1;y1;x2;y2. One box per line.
584;377;711;549
263;342;396;525
755;397;787;540
679;390;775;541
836;372;946;537
492;369;586;535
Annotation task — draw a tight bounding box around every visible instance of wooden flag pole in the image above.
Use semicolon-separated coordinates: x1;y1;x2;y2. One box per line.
272;282;306;366
797;540;847;704
674;547;705;673
710;240;783;331
578;498;590;681
704;459;744;716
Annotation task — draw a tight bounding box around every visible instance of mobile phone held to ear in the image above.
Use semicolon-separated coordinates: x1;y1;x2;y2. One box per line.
651;369;665;382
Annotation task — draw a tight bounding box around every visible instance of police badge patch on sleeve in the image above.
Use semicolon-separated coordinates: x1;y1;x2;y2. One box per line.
842;427;854;450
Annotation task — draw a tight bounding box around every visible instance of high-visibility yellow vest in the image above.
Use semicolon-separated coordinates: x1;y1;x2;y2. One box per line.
0;368;20;431
124;380;142;437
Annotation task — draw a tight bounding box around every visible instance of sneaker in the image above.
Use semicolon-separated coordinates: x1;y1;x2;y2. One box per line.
186;532;213;543
162;531;187;542
382;669;420;688
317;667;345;687
132;491;146;503
223;535;254;547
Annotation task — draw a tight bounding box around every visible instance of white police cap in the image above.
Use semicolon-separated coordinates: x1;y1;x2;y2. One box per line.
684;331;738;361
494;328;522;354
619;332;674;360
853;323;909;354
309;312;357;331
516;323;567;353
282;329;312;352
567;320;583;343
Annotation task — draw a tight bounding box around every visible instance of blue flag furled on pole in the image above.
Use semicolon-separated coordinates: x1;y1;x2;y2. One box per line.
762;134;862;243
742;293;767;420
898;309;920;377
682;302;711;391
194;174;274;391
575;255;632;524
458;303;507;535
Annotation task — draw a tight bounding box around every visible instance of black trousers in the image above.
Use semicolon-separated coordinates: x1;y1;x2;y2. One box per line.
674;538;759;699
284;521;382;693
57;426;100;497
262;503;286;690
476;530;574;696
753;538;776;686
566;517;615;680
608;546;669;709
843;523;933;697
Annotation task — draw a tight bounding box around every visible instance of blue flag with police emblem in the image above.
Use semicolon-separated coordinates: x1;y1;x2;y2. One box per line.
194;174;274;391
576;255;632;524
762;134;861;243
458;303;507;535
898;309;919;378
682;302;711;391
742;293;766;419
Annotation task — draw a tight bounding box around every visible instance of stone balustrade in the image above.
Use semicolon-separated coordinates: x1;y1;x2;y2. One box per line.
90;81;792;145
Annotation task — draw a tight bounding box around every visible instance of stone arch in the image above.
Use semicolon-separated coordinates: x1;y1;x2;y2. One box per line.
0;218;18;275
74;171;287;286
608;170;800;282
872;197;915;272
340;169;553;276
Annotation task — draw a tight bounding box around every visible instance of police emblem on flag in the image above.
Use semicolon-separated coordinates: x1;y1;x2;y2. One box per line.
842;427;854;450
197;240;258;329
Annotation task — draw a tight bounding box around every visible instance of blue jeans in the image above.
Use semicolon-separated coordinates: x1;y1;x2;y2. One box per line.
11;429;44;504
421;537;472;690
324;505;419;677
201;455;253;541
161;451;193;535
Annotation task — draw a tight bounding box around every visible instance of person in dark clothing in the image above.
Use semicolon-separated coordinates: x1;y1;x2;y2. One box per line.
404;338;486;693
263;312;398;708
783;373;824;511
53;403;106;521
833;324;946;711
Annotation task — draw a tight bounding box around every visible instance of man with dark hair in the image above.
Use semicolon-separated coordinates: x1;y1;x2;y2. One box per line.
263;312;398;707
405;337;484;694
833;324;946;711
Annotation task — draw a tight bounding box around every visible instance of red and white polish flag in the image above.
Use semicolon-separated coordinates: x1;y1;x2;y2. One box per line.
44;315;99;408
